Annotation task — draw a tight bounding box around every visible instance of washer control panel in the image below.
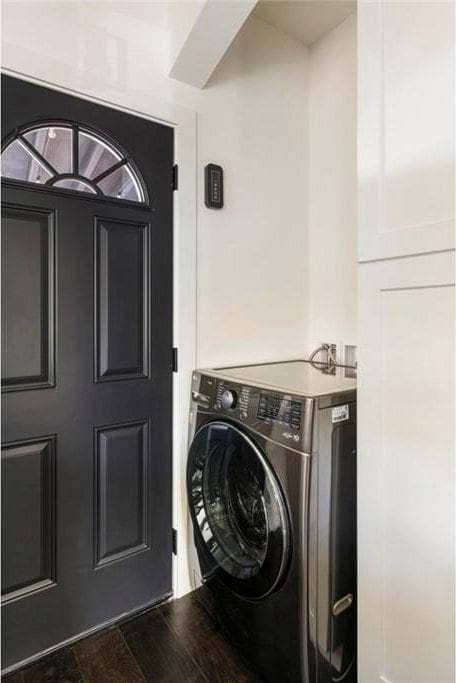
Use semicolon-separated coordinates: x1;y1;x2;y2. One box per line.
257;394;302;430
189;374;313;451
216;382;251;419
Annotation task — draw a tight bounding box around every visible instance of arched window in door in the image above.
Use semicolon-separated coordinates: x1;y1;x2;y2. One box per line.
1;123;147;203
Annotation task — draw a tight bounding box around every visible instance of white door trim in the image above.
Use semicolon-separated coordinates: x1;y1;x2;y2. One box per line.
1;67;197;599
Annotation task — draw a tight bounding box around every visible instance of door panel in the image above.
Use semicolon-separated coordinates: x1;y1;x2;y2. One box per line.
95;420;150;566
95;218;149;381
1;75;173;670
358;253;455;682
358;0;455;261
1;205;55;391
1;436;56;601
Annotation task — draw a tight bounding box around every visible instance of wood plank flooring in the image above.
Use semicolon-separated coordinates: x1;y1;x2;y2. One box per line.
2;592;261;683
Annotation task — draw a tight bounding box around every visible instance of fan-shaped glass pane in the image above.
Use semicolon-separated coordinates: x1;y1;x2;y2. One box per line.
1;139;52;183
78;131;121;179
23;126;72;174
2;124;146;203
98;164;143;201
53;178;97;193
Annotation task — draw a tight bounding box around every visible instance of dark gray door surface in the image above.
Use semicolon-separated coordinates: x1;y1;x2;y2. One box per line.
1;75;174;669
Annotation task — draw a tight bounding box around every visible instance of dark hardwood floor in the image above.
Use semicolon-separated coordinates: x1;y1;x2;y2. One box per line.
2;592;261;682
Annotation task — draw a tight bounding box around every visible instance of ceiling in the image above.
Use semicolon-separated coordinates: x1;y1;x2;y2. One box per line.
253;0;356;46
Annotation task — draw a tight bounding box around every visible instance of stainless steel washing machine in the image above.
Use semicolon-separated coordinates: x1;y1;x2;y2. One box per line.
186;360;356;682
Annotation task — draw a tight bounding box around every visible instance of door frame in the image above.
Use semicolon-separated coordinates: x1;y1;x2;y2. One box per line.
1;67;197;600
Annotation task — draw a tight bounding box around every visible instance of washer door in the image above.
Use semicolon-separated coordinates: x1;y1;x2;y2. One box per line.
187;421;291;599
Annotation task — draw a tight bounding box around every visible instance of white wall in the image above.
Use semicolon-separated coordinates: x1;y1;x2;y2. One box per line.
197;17;309;367
308;14;357;359
1;2;203;111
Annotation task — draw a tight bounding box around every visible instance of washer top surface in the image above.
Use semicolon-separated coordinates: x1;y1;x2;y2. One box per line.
206;360;356;397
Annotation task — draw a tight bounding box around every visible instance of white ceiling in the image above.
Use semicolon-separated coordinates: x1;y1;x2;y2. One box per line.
253;0;356;46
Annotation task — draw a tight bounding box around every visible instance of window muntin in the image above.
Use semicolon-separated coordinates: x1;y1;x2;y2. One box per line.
1;139;53;184
53;178;97;194
78;130;122;180
1;123;146;203
98;164;142;201
23;126;73;174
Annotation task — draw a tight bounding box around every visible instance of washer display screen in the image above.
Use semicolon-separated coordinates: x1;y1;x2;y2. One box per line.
257;394;302;429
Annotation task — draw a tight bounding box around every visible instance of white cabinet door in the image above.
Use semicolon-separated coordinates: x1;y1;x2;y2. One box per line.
358;252;455;682
358;0;455;261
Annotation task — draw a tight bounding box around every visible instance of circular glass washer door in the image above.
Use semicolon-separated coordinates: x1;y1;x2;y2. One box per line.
187;421;291;599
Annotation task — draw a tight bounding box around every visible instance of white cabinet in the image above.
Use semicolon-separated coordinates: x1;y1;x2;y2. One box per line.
358;0;455;261
358;252;455;682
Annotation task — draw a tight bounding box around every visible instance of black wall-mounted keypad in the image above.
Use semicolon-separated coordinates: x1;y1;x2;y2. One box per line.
205;164;223;209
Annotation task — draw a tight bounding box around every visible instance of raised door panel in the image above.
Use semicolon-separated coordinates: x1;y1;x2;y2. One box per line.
358;252;455;682
94;218;149;382
358;0;455;261
95;420;150;566
1;436;56;602
1;205;55;391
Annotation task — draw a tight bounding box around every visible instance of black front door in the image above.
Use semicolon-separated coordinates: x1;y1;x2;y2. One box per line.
1;76;174;669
